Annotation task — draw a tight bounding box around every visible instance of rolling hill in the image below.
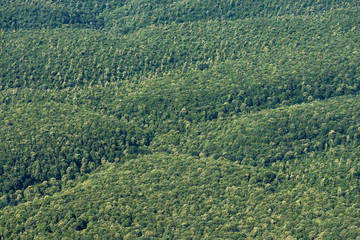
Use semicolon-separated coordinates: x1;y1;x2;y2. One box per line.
1;0;360;238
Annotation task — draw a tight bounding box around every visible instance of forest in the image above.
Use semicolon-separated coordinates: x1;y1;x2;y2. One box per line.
1;0;360;239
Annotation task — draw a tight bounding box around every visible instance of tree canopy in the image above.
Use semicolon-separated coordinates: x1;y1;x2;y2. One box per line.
1;0;360;238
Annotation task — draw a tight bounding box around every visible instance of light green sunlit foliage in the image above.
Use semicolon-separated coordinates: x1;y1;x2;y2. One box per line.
1;0;360;238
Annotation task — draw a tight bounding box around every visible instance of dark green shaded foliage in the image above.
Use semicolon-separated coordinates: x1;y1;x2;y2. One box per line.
0;95;151;206
1;153;360;239
0;0;116;29
152;96;360;165
1;0;360;238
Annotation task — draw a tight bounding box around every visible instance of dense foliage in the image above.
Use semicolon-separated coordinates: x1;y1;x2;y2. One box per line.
0;98;152;203
1;0;360;238
1;153;360;239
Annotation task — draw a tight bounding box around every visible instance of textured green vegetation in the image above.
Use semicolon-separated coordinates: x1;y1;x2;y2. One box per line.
2;0;358;30
0;98;151;202
157;96;360;161
1;0;360;238
1;153;360;239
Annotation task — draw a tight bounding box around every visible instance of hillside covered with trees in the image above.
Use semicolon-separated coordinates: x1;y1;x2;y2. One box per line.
1;0;360;238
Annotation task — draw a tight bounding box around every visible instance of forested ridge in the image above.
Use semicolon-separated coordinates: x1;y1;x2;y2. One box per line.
1;0;360;239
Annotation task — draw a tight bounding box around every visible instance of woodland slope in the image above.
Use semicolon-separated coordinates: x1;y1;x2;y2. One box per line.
1;0;360;239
